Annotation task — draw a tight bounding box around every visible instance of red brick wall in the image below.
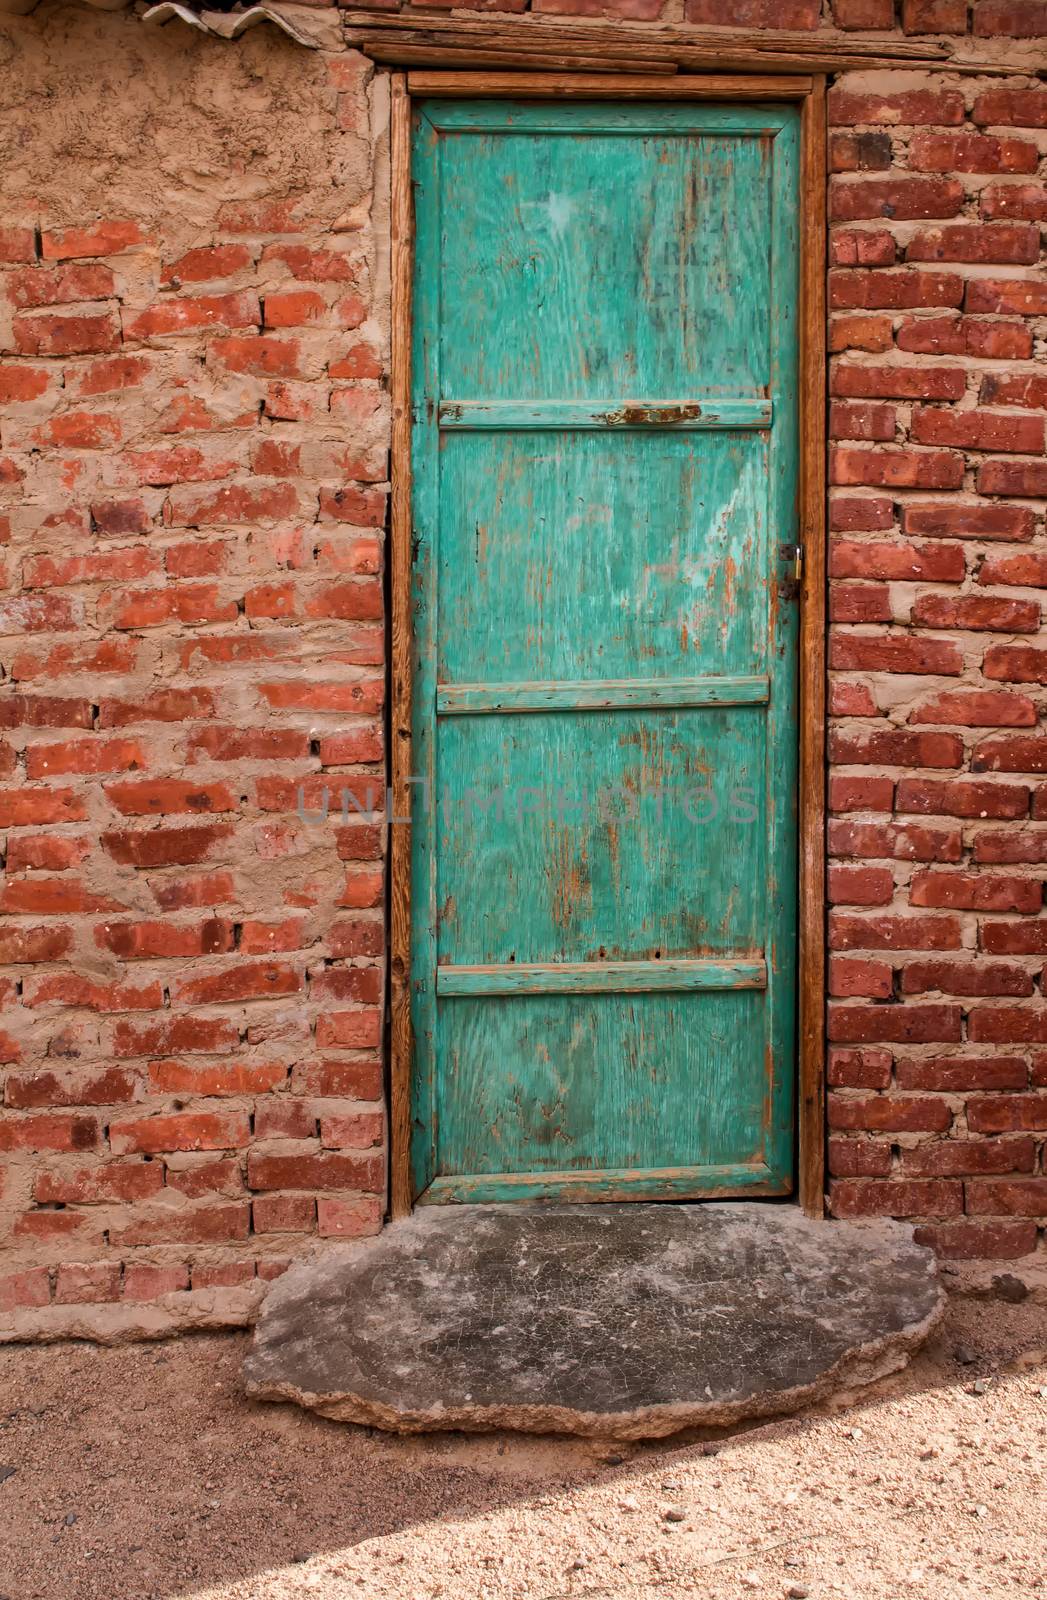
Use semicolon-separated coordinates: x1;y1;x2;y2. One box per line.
3;3;1047;1338
0;19;389;1336
826;74;1047;1263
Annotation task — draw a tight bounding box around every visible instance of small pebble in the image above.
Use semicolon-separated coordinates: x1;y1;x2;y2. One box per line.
786;1586;810;1599
662;1508;686;1524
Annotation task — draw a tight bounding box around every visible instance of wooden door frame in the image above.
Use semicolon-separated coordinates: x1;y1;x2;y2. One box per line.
388;70;827;1220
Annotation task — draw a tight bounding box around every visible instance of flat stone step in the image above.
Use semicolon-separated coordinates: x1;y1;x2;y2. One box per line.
243;1203;944;1440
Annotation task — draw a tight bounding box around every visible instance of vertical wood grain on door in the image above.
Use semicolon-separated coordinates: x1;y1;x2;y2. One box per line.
409;101;801;1204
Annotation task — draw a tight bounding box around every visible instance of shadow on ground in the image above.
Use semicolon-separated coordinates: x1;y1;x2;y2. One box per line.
0;1296;1045;1600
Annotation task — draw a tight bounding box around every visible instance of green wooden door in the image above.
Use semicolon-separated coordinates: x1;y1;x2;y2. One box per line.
409;100;801;1205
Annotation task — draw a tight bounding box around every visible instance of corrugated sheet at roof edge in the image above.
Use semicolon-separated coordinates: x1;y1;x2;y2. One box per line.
0;0;323;48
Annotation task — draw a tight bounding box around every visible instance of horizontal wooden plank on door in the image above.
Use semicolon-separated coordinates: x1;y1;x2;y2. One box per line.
436;958;768;996
420;1162;787;1207
437;400;773;430
436;676;770;715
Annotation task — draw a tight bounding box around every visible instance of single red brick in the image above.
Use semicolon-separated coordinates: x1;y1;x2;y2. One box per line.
968;1092;1047;1130
103;779;238;816
830;401;897;442
829;1136;893;1177
969;1007;1047;1043
246;1150;384;1192
902;1136;1034;1175
830;728;964;768
967;1178;1047;1214
833;364;966;401
974;735;1047;774
291;1058;383;1099
162;244;252;285
981;183;1047;221
981;373;1047;410
101;824;234;867
42;220;145;259
911;408;1045;454
240;918;309;954
13;311;120;357
315;1009;383;1048
981;920;1047;954
829;1007;962;1047
829;775;896;812
985;644;1047;684
902;0;970;28
829;1046;894;1088
112;1015;239;1059
0;1269;52;1312
831;446;964;489
6;262;114;310
915;1218;1038;1257
828;89;966;126
975;831;1047;865
122;1263;190;1301
978;459;1047;497
911;593;1041;632
830;1178;963;1217
898;1055;1030;1090
0;227;36;264
164;1159;244;1199
0;923;74;964
830;956;895;997
901;502;1034;541
5;1064;138;1109
111;1203;250;1248
897;777;1029;819
0;1113;99;1153
964;320;1035;359
980;553;1047;590
24;738;146;779
317;1195;383;1239
830;313;895;353
54;1263;122;1305
110;1109;250;1156
34;1163;162;1205
210;335;302;378
832;539;967;581
912;690;1036;728
830;633;963;675
829;268;964;309
830;495;895;531
829;820;963;861
973;0;1047;36
911;131;1040;174
171;962;302;1006
967;277;1047;316
911;869;1041;912
264;290;326;328
831;681;878;716
973;88;1047;125
0;363;51;404
908;222;1040;265
830;912;963;950
95;918;234;960
252;1193;317;1233
831;131;894;173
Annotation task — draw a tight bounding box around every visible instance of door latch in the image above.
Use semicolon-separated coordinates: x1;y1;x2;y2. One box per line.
780;542;804;584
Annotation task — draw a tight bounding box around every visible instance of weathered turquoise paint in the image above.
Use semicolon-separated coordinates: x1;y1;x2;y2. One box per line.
410;100;801;1205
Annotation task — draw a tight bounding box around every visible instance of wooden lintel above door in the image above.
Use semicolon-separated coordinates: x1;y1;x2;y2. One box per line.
342;12;1011;76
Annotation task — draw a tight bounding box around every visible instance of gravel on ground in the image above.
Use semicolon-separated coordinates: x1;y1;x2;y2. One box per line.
0;1295;1045;1600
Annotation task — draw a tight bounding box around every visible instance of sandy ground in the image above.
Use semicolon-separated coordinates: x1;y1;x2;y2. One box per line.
0;1297;1045;1600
